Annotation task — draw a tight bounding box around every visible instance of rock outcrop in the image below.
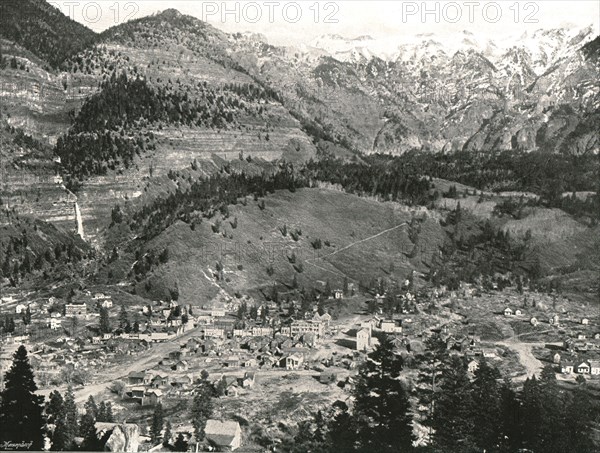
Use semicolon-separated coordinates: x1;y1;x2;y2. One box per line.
95;423;140;452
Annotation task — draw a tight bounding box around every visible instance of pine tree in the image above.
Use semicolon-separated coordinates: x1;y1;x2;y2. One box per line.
23;306;32;325
191;381;213;441
499;378;521;452
150;402;164;444
60;386;79;450
415;334;447;434
470;359;502;451
97;401;106;422
99;307;111;333
352;334;415;452
118;304;129;330
563;382;596;453
537;365;567;453
80;407;99;451
174;433;188;452
98;402;114;423
430;356;475;452
327;401;356;452
45;390;64;425
84;395;98;419
0;345;45;450
163;421;172;448
520;376;542;452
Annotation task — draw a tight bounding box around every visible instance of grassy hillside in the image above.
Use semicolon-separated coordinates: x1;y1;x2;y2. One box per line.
99;187;439;305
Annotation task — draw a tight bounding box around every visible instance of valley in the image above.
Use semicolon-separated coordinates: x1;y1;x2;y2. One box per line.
0;1;599;452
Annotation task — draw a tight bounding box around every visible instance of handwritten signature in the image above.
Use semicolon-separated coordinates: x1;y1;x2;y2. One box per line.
1;441;34;450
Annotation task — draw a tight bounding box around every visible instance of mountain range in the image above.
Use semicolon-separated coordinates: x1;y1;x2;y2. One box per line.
0;0;598;303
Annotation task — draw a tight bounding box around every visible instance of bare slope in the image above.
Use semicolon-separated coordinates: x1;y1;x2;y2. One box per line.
111;188;442;305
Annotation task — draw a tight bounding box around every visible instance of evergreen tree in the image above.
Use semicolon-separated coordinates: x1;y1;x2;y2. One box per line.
191;381;213;441
0;345;45;450
45;390;64;425
150;402;164;444
499;378;521;452
327;401;356;452
470;359;503;451
163;421;172;448
59;386;79;450
520;376;543;452
118;304;129;330
83;395;98;418
415;334;447;434
100;402;114;423
430;356;475;452
97;401;107;422
352;335;415;452
537;365;567;453
23;306;32;325
174;433;188;452
80;408;99;451
563;382;596;453
99;307;111;333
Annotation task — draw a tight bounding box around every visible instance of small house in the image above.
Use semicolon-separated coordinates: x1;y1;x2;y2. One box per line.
333;289;344;300
286;354;304;370
15;303;28;314
240;372;255;388
211;309;226;318
128;371;146;385
553;353;561;364
504;307;513;317
151;375;168;388
549;314;560;326
172;360;189;371
320;313;332;326
130;386;146;401
514;309;523;316
65;303;87;317
561;362;575;374
170;376;192;389
143;389;162;406
467;359;479;374
101;300;113;309
582;318;590;325
589;360;600;375
205;420;242;451
577;361;590;374
224;357;240;368
380;319;399;333
243;358;257;368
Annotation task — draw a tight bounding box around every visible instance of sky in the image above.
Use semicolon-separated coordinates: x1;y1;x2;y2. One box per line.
54;0;600;46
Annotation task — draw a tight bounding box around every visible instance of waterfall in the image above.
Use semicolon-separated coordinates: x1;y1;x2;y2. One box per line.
74;201;84;240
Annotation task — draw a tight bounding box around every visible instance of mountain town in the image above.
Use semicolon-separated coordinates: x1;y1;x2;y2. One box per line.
0;1;599;452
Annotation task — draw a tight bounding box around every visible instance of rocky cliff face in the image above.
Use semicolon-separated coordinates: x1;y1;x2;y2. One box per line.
96;423;140;452
1;8;597;244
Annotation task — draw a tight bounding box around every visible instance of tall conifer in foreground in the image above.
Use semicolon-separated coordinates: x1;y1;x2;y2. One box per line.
352;334;415;452
0;345;45;450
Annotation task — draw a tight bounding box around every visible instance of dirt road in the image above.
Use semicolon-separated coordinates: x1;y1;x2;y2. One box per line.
38;325;204;403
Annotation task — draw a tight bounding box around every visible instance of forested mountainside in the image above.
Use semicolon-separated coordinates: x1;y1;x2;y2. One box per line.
0;3;597;282
0;0;96;68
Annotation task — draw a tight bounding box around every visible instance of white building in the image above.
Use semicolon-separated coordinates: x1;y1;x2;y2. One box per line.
356;328;370;352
